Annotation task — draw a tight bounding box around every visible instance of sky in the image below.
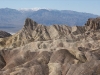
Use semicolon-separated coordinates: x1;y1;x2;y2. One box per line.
0;0;100;15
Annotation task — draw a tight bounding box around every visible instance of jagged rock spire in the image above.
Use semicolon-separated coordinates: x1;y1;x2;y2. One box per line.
24;18;37;30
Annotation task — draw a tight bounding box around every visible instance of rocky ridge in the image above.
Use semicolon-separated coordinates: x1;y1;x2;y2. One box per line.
0;18;100;75
0;18;86;49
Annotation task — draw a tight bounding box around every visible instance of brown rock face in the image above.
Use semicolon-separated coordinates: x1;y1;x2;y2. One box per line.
85;17;100;31
1;18;100;75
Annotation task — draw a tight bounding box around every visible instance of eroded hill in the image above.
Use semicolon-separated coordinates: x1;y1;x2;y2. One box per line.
0;18;100;75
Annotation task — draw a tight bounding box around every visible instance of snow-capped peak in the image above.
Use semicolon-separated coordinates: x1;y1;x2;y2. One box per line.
18;8;41;11
18;8;53;12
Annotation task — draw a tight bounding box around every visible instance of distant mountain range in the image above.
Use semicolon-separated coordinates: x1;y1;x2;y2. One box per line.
0;8;99;32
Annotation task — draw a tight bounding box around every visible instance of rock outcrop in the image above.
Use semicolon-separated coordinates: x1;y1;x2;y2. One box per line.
85;17;100;31
0;18;100;75
0;30;11;38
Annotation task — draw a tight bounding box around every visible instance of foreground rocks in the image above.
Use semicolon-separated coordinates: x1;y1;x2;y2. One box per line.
0;18;100;75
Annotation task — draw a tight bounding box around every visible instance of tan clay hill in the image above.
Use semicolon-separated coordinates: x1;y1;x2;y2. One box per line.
0;18;100;75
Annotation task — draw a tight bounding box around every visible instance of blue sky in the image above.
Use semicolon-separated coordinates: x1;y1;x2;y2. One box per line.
0;0;100;15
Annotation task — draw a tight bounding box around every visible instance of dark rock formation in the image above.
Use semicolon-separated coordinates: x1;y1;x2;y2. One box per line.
0;30;11;38
0;18;100;75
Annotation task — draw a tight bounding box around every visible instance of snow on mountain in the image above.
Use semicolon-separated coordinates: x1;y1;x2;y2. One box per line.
17;8;53;12
18;8;40;11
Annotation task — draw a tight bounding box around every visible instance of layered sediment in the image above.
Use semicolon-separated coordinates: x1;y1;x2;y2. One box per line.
0;18;100;75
